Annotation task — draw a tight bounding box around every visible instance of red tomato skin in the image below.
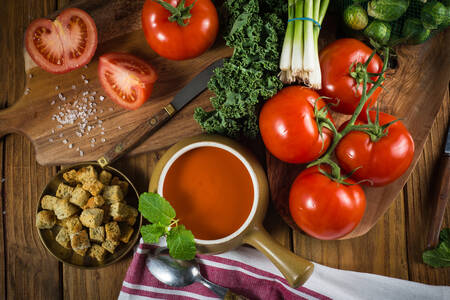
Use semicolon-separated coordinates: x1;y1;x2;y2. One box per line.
142;0;219;60
336;111;415;186
319;39;383;115
289;166;366;240
259;86;334;164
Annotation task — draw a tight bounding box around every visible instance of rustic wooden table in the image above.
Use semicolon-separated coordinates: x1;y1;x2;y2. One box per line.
1;0;449;299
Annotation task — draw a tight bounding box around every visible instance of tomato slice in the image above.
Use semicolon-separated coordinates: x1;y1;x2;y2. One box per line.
25;8;97;74
98;53;158;110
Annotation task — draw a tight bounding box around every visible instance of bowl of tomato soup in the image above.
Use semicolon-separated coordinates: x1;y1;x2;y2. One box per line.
149;135;314;287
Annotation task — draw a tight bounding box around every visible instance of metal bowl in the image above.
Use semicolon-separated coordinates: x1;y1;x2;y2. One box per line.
36;162;142;269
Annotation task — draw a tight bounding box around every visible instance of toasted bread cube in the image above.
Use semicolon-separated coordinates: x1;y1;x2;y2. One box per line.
76;165;98;183
126;215;137;226
82;195;105;209
56;227;71;249
82;179;104;196
105;221;121;242
69;186;90;207
36;210;56;229
80;208;104;228
103;185;124;204
63;169;78;185
119;223;134;244
99;170;112;185
54;199;79;220
109;202;130;222
70;230;91;256
102;239;119;254
89;226;105;243
61;216;83;234
111;177;129;196
56;183;74;199
88;244;107;262
101;205;111;224
41;195;59;211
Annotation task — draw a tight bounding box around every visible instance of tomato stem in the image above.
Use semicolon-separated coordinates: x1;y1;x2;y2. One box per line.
153;0;195;27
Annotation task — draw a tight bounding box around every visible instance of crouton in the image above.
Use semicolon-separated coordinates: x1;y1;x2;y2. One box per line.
101;239;119;254
111;177;129;196
56;183;74;199
36;210;56;229
62;169;78;185
82;195;105;209
101;205;111;224
69;186;90;207
109;202;130;222
54;199;79;220
103;185;124;204
82;179;104;196
56;227;71;249
41;195;59;211
99;170;112;185
105;221;121;242
89;226;105;243
126;215;137;226
70;230;91;256
76;165;98;183
119;223;134;244
88;244;107;262
61;216;83;234
80;208;104;228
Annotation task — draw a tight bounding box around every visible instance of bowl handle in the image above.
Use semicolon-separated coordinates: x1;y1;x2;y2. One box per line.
243;224;314;288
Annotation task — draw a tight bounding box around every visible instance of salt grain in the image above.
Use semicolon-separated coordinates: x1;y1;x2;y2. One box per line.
59;133;64;138
29;74;33;78
99;96;105;101
118;126;121;129
55;86;59;90
68;144;73;149
91;91;96;95
91;144;95;148
101;131;105;135
79;150;84;156
101;138;106;143
51;129;55;134
84;65;88;69
62;139;68;144
72;85;76;90
51;100;55;105
84;79;89;84
109;107;114;111
49;138;54;142
81;74;86;80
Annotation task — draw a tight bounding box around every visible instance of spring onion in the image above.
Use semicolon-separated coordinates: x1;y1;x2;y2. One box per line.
279;0;329;89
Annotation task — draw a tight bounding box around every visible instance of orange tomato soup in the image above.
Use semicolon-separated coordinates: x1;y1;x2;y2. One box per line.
163;146;254;240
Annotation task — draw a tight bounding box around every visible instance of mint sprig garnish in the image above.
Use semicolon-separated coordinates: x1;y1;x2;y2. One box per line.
139;192;196;260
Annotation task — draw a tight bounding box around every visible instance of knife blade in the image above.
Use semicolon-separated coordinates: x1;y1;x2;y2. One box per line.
445;125;450;155
98;58;225;167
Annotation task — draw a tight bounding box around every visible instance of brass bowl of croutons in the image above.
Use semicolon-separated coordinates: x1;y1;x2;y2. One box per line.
35;163;142;268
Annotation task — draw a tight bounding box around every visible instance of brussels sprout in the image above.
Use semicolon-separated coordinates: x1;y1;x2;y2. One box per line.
343;4;369;30
368;0;410;22
364;20;392;45
402;18;431;44
421;1;447;29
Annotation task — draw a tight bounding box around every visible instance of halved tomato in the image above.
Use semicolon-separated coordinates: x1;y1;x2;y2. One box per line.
98;53;158;110
25;8;98;74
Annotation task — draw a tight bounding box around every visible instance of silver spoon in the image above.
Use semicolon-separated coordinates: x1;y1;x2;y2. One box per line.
146;247;229;298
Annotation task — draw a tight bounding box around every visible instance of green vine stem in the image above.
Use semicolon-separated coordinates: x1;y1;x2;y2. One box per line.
308;47;390;183
154;0;196;26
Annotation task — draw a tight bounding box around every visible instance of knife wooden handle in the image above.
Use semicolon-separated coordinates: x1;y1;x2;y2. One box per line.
97;104;175;167
426;155;450;249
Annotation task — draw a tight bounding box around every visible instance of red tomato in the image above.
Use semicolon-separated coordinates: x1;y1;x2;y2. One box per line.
142;0;219;60
98;53;157;110
289;166;366;240
319;39;383;115
336;111;415;186
259;86;334;164
25;8;97;74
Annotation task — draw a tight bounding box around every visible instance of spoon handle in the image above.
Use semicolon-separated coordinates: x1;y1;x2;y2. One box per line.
198;277;229;298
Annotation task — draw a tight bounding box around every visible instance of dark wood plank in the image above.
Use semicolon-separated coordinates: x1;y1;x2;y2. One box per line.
405;92;450;285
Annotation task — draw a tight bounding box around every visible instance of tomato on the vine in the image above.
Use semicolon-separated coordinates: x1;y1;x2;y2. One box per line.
142;0;219;60
289;166;366;240
98;52;157;110
259;86;334;164
336;111;415;186
25;8;98;74
319;38;383;115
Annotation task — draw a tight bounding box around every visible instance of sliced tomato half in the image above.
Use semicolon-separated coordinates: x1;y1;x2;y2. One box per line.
98;52;158;110
25;8;98;74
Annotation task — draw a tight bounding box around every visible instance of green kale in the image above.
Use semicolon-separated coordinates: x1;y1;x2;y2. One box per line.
194;0;286;138
422;228;450;268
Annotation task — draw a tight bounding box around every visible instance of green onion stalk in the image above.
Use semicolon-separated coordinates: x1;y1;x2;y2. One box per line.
279;0;329;89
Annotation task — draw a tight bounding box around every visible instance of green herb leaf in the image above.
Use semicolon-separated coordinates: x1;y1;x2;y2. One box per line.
166;225;196;260
140;223;167;244
139;192;176;226
422;228;450;268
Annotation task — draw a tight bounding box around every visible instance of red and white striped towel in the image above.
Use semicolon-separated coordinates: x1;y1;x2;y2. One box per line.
119;239;449;300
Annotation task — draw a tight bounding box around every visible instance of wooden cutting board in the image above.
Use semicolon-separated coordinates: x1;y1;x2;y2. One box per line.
268;29;450;239
0;0;232;166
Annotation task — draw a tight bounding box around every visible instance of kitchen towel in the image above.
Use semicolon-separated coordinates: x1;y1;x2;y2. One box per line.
118;238;449;300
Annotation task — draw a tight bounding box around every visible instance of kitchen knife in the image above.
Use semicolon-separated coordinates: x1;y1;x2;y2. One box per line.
98;58;225;167
426;125;450;249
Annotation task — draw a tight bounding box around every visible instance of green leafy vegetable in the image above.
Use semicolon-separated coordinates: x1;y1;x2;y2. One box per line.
402;18;431;44
367;0;409;22
343;4;368;30
421;1;447;29
194;0;286;138
364;20;392;45
422;228;450;268
139;192;196;260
